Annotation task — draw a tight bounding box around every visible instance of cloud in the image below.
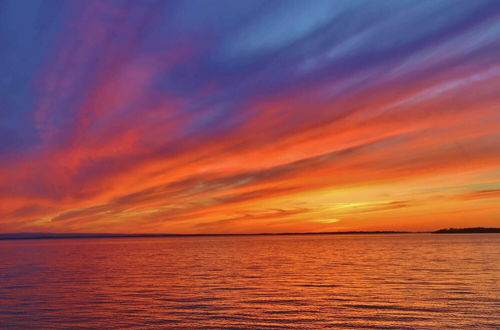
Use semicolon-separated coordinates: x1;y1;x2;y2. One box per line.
456;189;500;200
1;0;499;233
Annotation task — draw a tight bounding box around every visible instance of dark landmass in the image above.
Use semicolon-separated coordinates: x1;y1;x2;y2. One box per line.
0;228;497;241
0;231;408;241
433;227;500;234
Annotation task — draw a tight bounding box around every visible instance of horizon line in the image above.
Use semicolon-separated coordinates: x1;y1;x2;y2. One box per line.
1;228;499;241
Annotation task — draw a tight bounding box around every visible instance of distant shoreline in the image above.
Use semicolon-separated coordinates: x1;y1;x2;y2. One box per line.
432;227;500;234
0;228;498;241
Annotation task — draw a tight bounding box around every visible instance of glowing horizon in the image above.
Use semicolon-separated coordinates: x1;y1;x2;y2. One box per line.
1;0;499;234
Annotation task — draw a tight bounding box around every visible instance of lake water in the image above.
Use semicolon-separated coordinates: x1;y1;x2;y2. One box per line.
0;234;499;329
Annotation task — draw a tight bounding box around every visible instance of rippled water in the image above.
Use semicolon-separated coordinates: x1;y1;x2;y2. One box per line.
0;234;499;329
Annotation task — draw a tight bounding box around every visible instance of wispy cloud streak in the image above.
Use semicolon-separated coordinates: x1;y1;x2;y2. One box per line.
0;0;499;233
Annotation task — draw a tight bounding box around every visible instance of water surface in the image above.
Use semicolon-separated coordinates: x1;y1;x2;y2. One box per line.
1;234;499;328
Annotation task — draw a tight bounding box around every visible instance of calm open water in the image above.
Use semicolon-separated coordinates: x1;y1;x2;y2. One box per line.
0;234;499;329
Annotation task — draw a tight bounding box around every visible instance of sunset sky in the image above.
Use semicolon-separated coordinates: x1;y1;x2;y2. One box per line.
1;0;499;233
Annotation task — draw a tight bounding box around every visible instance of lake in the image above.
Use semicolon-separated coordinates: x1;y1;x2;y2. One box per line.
0;234;499;328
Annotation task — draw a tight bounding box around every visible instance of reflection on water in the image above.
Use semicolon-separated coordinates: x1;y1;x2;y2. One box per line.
0;234;499;328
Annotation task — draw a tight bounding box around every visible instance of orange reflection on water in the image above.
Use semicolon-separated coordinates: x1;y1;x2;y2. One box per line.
1;234;499;328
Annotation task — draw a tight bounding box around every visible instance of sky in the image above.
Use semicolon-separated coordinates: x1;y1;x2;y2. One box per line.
1;0;499;234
